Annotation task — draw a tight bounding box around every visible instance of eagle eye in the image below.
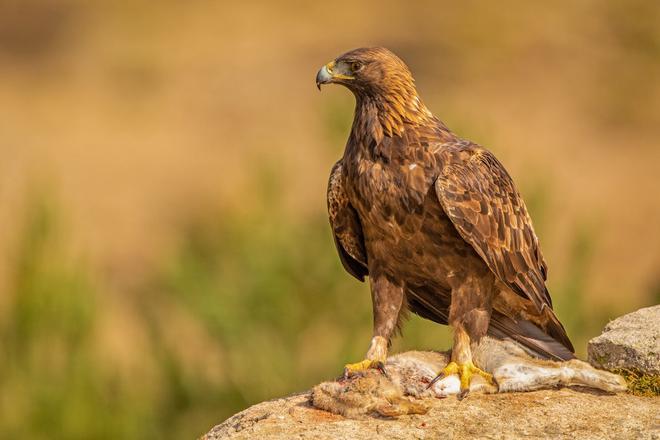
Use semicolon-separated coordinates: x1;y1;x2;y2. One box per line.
351;61;363;72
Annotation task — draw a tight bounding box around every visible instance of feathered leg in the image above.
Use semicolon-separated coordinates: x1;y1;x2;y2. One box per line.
428;272;495;398
345;274;404;377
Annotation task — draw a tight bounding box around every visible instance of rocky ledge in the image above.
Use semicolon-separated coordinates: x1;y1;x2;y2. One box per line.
203;306;660;439
588;305;659;376
202;389;658;439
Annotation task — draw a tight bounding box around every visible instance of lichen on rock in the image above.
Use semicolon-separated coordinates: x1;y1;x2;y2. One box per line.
588;304;660;394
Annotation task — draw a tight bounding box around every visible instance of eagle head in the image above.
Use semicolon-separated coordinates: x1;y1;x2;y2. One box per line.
316;47;433;137
316;47;414;96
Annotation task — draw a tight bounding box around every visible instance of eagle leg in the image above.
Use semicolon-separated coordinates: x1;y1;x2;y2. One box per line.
428;274;495;397
428;324;495;398
344;277;404;378
343;335;390;378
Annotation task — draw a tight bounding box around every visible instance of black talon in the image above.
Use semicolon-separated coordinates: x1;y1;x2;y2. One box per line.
374;361;390;380
426;373;445;390
457;389;469;400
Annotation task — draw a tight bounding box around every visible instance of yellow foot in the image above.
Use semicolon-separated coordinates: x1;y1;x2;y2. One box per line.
427;361;494;399
343;359;386;378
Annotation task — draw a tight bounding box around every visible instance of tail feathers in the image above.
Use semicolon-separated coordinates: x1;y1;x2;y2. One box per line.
544;308;575;354
488;312;575;361
406;288;575;361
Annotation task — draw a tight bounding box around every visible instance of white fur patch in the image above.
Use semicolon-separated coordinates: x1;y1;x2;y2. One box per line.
431;375;461;396
495;363;560;392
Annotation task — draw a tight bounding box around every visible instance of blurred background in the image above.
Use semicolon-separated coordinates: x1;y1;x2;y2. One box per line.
0;0;659;438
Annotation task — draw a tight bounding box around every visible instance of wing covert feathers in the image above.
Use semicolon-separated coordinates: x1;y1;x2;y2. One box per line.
435;147;551;311
434;145;574;354
327;161;368;281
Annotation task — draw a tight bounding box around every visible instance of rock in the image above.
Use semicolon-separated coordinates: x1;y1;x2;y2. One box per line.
588;305;660;375
203;307;660;439
202;389;659;440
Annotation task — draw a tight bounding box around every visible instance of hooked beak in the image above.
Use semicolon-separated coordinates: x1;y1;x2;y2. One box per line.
316;64;332;90
316;60;354;90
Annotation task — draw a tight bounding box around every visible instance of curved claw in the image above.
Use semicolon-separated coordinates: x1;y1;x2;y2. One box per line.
374;361;390;379
426;361;460;389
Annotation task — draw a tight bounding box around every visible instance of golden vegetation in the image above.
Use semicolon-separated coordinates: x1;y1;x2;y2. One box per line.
614;369;660;397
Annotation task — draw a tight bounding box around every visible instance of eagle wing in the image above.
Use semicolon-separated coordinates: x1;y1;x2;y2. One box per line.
434;145;551;311
327;160;368;281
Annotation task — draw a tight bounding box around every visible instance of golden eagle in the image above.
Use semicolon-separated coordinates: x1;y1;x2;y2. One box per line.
316;47;574;396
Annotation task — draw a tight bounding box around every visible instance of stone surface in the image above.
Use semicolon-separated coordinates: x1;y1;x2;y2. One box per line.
203;307;660;439
588;305;660;375
202;389;659;440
